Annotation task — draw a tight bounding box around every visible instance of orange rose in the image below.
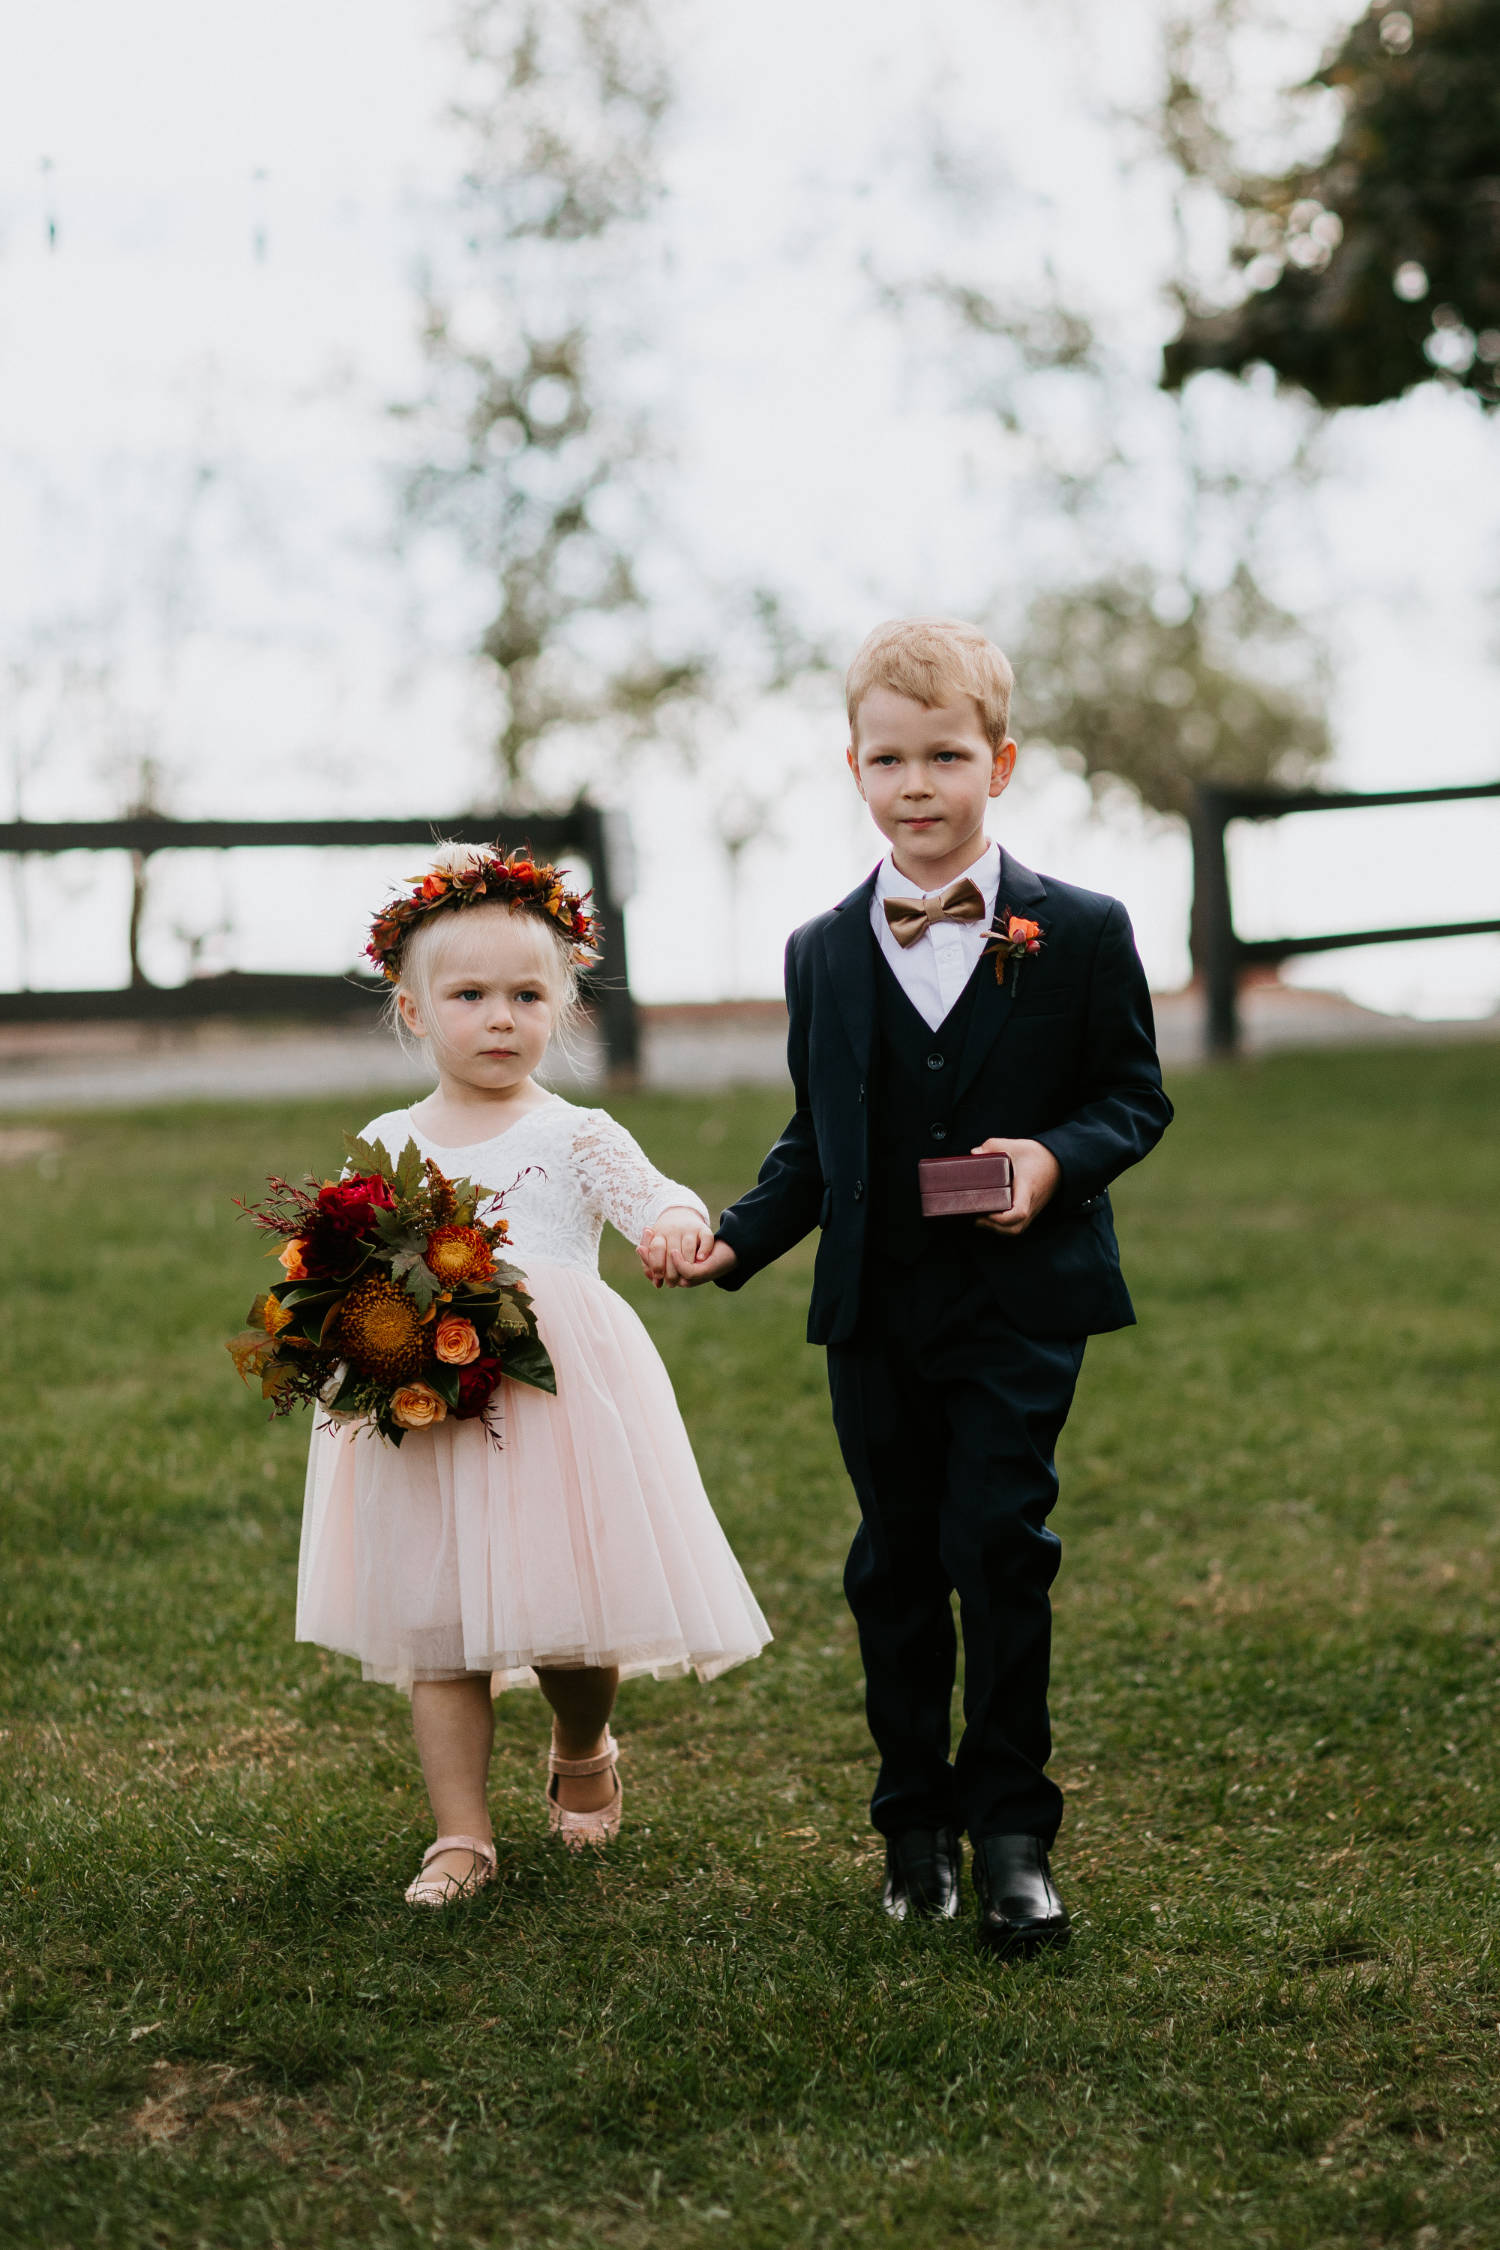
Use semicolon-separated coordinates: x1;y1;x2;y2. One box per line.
1007;915;1042;947
278;1238;309;1279
434;1316;481;1366
391;1382;447;1430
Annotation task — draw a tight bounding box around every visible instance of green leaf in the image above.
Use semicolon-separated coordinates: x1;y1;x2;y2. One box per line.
426;1364;462;1409
277;1287;344;1341
279;1281;344;1309
394;1138;425;1198
390;1246;442;1315
499;1332;556;1397
320;1364;362;1413
343;1133;397;1183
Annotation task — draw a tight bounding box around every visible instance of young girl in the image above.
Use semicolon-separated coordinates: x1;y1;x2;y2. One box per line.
295;844;770;1906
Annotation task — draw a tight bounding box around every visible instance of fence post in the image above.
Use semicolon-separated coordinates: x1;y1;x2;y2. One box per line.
1190;787;1239;1058
575;800;640;1083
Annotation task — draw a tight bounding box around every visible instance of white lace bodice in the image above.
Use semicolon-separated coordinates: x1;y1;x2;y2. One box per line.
356;1097;709;1277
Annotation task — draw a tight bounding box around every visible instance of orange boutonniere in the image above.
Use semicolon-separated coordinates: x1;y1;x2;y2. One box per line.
984;913;1045;988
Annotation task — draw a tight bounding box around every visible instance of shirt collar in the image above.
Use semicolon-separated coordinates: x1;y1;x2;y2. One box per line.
876;838;1001;908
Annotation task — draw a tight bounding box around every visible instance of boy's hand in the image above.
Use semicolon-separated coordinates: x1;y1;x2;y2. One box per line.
969;1138;1061;1237
637;1209;728;1289
637;1226;739;1289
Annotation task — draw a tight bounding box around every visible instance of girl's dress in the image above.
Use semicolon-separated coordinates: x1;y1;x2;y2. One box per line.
295;1096;771;1692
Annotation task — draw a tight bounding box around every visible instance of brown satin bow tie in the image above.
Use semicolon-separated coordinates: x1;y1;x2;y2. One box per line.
882;875;988;948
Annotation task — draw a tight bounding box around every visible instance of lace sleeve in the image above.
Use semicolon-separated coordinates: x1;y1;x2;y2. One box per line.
570;1108;710;1243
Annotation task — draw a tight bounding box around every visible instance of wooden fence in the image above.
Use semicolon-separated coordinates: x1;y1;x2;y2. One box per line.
0;803;640;1076
1190;778;1500;1055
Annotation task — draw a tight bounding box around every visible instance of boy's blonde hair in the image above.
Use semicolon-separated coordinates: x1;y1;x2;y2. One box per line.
846;619;1015;750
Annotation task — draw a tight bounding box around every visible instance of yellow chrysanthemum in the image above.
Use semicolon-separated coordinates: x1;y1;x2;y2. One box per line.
335;1276;428;1382
425;1225;495;1285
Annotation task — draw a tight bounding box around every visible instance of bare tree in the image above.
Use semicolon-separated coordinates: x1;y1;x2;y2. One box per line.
404;0;712;799
870;3;1334;860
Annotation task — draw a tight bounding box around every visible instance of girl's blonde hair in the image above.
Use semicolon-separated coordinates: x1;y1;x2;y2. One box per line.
385;842;585;1075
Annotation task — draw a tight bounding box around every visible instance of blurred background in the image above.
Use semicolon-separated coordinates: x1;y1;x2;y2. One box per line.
3;0;1499;1097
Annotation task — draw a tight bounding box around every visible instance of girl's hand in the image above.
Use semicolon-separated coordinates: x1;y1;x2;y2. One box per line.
638;1208;718;1288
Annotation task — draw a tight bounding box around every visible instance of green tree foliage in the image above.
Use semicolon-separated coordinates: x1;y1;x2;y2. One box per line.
1164;0;1500;408
404;0;708;796
1014;566;1330;820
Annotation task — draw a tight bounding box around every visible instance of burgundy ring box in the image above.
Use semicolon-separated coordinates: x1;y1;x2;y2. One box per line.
917;1151;1014;1218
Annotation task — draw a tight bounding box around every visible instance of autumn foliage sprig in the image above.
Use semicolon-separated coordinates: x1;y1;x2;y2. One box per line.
228;1136;555;1445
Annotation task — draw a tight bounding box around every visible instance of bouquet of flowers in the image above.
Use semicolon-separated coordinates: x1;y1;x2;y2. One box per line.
228;1135;554;1444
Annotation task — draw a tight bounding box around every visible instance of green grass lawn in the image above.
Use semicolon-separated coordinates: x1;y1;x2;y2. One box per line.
2;1044;1498;2249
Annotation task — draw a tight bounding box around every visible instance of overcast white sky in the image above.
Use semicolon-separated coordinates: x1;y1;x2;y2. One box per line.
1;0;1497;1016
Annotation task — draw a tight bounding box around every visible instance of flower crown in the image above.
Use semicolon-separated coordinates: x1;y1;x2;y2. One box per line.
365;846;602;983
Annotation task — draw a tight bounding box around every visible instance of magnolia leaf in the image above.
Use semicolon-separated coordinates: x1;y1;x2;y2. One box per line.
427;1364;462;1408
490;1259;526;1288
490;1297;529;1339
499;1331;557;1397
320;1362;360;1412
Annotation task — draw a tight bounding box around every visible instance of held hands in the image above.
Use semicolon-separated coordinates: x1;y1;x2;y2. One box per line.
970;1137;1062;1237
637;1208;739;1289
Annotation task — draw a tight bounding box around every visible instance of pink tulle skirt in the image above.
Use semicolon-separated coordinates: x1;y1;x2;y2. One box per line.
295;1259;771;1693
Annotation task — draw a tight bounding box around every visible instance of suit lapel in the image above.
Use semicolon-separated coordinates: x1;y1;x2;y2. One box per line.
953;850;1048;1104
822;868;880;1076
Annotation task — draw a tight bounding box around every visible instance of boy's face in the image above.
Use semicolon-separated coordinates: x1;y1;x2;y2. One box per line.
847;688;1016;885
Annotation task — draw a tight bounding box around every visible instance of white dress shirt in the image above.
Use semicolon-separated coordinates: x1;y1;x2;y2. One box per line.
870;841;1002;1032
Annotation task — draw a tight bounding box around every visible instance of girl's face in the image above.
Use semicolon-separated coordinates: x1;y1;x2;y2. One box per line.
397;908;560;1096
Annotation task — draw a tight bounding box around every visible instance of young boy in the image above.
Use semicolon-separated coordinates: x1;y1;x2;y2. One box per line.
650;619;1171;1956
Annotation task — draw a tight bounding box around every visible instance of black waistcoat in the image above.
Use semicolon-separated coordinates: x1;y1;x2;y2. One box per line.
869;938;991;1269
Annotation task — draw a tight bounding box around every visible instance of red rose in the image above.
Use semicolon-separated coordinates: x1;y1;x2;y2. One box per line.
316;1173;394;1229
454;1354;504;1419
298;1172;396;1277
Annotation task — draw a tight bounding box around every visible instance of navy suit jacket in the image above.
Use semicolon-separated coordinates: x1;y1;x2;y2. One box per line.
715;853;1173;1345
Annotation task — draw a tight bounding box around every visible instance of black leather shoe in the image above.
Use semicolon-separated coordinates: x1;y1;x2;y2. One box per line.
971;1834;1070;1958
881;1827;962;1921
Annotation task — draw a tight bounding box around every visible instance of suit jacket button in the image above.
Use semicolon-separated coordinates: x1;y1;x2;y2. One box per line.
926;1052;945;1070
853;1180;865;1201
930;1123;948;1142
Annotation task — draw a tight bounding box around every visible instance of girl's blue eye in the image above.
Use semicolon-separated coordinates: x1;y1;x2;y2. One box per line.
455;987;481;1002
516;989;542;1005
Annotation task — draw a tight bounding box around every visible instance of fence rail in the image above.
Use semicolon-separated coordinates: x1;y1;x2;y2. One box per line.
1190;778;1500;1055
0;802;640;1077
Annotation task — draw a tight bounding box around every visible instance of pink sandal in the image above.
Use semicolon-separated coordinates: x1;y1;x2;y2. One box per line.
403;1833;498;1908
546;1733;623;1851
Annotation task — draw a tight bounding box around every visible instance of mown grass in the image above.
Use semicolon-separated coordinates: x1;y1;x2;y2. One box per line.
1;1044;1498;2249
